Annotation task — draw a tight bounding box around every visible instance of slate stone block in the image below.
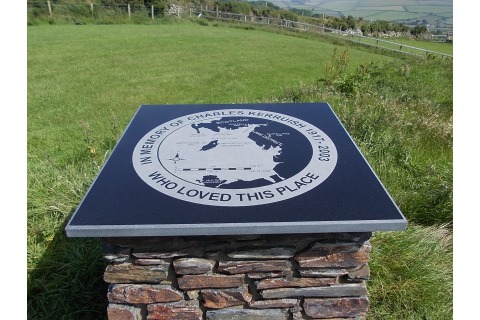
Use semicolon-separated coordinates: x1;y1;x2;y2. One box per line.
201;285;252;309
107;303;143;320
260;283;367;299
303;297;368;318
206;308;289;320
134;259;171;266
103;246;131;264
173;258;216;275
247;270;294;279
255;277;336;290
228;247;297;259
295;242;371;268
107;284;183;304
299;268;348;278
133;250;190;259
104;263;168;283
147;300;203;320
249;298;299;309
218;260;292;274
347;264;370;280
178;274;245;290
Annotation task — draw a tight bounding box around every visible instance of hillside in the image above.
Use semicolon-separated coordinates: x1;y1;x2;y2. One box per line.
269;0;453;27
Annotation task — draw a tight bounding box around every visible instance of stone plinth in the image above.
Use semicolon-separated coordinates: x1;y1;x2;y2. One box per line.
103;233;371;320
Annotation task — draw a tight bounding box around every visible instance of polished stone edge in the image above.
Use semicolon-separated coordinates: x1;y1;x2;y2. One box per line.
65;219;407;237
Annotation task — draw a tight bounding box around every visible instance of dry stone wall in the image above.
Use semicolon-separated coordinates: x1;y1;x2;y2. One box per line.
103;233;372;320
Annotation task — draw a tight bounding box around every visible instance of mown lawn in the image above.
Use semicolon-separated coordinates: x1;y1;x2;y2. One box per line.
27;23;452;319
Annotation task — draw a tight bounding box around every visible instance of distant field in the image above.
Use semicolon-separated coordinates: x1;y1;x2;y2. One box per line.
359;6;405;11
271;0;453;26
406;5;453;14
318;1;356;11
386;37;453;55
357;0;419;5
338;34;453;56
367;11;425;21
343;10;424;21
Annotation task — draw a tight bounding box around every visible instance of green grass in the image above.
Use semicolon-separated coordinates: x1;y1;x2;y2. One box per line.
368;224;452;319
212;11;454;58
383;37;453;55
277;48;452;225
339;34;453;57
28;22;452;319
216;19;453;59
274;47;453;318
27;24;393;166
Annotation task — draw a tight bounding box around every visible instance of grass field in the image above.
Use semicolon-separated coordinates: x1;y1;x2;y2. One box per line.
197;19;453;59
27;24;393;163
27;22;452;319
341;34;453;56
389;37;453;54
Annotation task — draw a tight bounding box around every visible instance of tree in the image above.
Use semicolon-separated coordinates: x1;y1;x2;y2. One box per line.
360;24;370;35
216;0;252;15
252;6;273;17
346;15;355;29
144;0;168;16
289;8;313;17
275;9;298;21
325;17;347;31
100;0;143;5
250;1;279;10
411;25;428;36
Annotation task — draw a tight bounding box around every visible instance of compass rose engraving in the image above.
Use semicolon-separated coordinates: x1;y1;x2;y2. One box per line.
168;153;185;164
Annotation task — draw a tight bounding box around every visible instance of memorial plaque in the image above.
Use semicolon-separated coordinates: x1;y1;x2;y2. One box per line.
65;103;407;237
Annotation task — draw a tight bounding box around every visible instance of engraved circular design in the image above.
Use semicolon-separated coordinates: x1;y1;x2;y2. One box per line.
132;109;337;206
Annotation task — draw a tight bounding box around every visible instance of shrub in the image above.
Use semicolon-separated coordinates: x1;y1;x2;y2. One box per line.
277;48;452;226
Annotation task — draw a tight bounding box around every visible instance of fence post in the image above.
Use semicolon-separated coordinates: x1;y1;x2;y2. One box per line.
47;0;52;16
128;4;131;19
90;3;94;17
216;6;218;18
151;5;154;20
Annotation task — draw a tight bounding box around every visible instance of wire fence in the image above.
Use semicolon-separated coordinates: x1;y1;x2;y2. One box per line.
27;1;181;20
196;8;452;59
27;1;452;59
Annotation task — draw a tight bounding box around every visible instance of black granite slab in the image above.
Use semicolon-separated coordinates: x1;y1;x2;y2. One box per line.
65;103;407;237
